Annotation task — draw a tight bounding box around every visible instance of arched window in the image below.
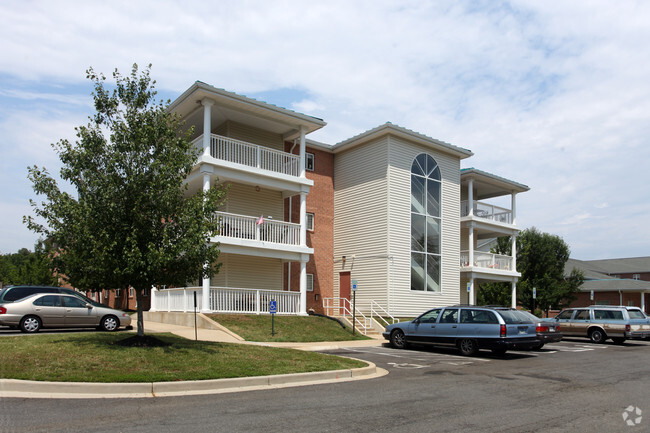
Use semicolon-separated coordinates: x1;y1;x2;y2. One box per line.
410;154;441;292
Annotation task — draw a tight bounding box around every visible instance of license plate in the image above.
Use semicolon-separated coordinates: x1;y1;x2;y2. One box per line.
518;326;528;335
549;327;555;332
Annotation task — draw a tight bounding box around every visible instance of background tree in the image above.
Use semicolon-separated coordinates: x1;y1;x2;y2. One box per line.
0;240;59;287
25;64;226;338
477;227;583;314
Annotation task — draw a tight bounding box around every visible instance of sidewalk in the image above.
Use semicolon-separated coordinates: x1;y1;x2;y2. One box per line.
142;319;386;351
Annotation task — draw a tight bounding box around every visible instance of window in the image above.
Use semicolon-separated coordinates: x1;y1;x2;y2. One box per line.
62;296;87;308
306;153;315;171
307;274;314;292
33;295;62;307
410;154;441;292
556;310;574;320
306;213;314;231
116;289;121;297
129;287;134;298
143;287;148;297
575;310;590;320
418;309;441;323
633;274;640;280
440;309;458;323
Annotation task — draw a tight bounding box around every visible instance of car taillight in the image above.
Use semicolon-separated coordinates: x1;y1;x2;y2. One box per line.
556;325;561;332
625;324;631;332
500;324;506;337
536;325;549;333
0;306;6;314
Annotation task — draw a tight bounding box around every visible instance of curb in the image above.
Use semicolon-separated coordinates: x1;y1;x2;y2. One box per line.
0;362;387;399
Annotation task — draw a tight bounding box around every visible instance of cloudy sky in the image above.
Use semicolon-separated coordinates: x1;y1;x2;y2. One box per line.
1;0;648;260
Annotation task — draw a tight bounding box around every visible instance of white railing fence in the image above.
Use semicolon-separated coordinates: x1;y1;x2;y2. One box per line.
193;134;300;177
151;287;300;315
461;200;512;224
322;297;375;335
369;300;399;328
216;211;300;246
460;251;513;270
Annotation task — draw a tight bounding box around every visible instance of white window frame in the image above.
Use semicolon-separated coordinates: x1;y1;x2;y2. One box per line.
306;152;315;171
116;288;121;297
307;274;314;292
307;213;314;231
633;274;640;280
128;287;134;298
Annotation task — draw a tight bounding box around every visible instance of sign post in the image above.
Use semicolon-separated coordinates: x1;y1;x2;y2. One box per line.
351;280;358;336
193;291;198;341
269;300;277;336
532;287;536;314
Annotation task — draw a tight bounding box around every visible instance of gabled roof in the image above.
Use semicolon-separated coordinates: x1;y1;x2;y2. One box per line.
565;258;650;292
331;122;473;159
461;168;530;199
169;81;326;140
583;257;650;274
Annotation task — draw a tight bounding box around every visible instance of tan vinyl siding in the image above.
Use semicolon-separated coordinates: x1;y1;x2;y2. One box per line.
213;253;283;290
386;136;462;316
217;121;284;151
333;137;389;309
222;182;284;220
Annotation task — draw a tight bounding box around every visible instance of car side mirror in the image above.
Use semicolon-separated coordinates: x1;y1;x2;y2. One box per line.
85;303;93;309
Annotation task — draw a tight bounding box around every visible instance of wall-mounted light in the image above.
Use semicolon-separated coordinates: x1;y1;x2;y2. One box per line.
255;186;260;192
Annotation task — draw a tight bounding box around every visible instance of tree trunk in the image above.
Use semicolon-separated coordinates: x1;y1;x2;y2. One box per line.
135;286;145;337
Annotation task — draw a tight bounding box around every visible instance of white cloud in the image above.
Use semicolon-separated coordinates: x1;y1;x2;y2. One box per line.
0;0;649;258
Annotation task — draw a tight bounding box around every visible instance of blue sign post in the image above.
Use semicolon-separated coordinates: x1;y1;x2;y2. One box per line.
269;300;277;336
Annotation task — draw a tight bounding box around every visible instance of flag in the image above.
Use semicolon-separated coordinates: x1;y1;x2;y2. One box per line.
256;215;264;225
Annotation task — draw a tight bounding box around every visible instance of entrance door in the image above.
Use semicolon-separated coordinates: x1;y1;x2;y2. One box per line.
339;271;351;315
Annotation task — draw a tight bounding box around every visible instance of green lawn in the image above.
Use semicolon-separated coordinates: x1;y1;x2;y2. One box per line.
208;314;371;342
0;333;366;383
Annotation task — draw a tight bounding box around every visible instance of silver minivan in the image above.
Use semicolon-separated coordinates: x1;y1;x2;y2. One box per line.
552;306;650;343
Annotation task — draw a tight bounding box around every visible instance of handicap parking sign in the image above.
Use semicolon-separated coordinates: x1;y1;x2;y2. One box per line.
269;300;277;314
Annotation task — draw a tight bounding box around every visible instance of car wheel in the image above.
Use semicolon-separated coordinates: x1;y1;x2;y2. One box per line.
390;329;408;349
491;347;507;355
20;316;41;333
533;343;545;350
458;339;478;356
589;328;606;344
100;315;119;332
612;337;626;344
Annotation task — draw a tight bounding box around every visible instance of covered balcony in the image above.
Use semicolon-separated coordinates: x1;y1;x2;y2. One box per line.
216;211;300;246
460;251;513;271
461;200;512;224
193;134;301;178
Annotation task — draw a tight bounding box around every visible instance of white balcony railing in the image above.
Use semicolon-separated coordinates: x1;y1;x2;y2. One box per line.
151;286;300;315
193;134;301;177
461;200;512;224
460;251;513;271
216;211;301;246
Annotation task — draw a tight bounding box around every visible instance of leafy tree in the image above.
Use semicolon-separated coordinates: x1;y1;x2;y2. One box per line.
25;64;226;338
477;227;583;314
0;240;59;287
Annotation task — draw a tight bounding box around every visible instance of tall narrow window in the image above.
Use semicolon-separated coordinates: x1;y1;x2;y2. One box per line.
306;153;315;171
306;213;315;231
410;154;441;292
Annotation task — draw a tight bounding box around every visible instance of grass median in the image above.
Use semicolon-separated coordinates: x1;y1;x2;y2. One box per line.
207;314;371;342
0;332;366;383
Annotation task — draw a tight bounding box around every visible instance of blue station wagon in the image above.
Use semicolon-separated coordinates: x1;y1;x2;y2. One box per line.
383;306;540;356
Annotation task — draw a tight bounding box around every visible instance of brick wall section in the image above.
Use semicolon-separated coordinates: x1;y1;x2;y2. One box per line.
284;143;334;313
569;291;647;313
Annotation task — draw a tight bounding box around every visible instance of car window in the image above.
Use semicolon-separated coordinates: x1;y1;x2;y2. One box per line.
556;310;574;320
440;309;458;323
4;287;58;301
575;310;590;320
33;295;62;307
628;310;646;320
418;309;441;323
497;310;534;324
461;309;498;324
62;296;88;308
61;289;102;307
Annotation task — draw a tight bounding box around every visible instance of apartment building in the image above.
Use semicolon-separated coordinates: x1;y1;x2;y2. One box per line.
147;82;529;318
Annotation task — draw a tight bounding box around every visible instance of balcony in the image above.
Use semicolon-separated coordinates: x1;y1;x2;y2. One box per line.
194;134;300;177
216;211;300;246
460;251;513;271
461;200;512;224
